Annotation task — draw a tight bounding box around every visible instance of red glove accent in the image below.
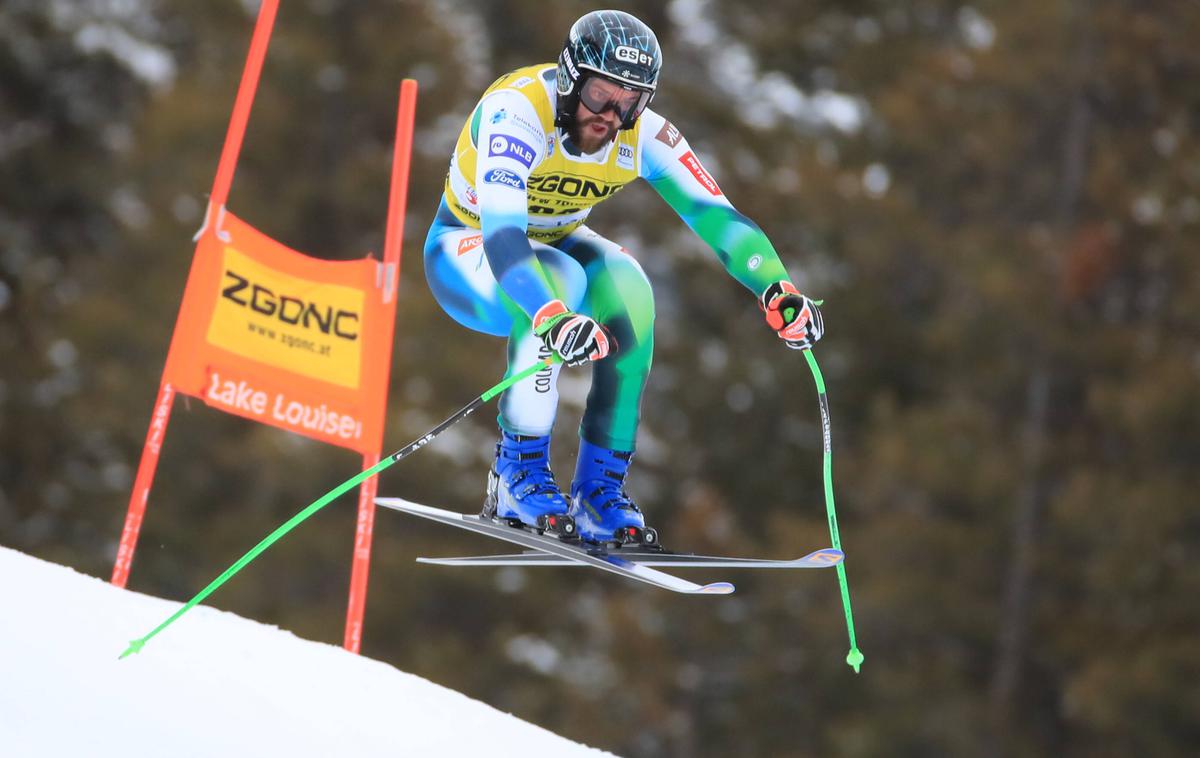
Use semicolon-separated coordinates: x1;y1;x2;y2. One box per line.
533;299;570;332
533;299;614;366
760;281;825;350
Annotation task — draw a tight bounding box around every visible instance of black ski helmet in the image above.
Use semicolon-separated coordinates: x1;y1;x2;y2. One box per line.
555;10;662;130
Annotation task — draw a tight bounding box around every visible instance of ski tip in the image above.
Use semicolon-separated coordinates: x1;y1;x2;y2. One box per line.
376;497;416;508
698;582;735;595
805;548;845;566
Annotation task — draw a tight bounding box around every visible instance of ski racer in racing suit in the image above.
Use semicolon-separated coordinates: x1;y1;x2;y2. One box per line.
423;10;824;545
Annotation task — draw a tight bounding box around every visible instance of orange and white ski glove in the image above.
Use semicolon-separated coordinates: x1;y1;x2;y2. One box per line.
533;299;615;366
759;281;824;350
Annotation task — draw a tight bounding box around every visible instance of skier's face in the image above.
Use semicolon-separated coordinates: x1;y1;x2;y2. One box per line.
571;78;633;153
571;104;620;154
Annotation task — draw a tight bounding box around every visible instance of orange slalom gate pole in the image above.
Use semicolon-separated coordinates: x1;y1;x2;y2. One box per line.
111;0;280;588
342;79;419;653
382;81;419;269
344;453;381;653
112;384;175;587
209;0;279;210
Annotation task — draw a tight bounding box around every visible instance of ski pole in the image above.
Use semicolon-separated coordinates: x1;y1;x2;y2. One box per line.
119;356;558;659
803;348;864;673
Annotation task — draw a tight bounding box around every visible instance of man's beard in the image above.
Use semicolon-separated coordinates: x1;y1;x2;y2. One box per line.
569;115;617;154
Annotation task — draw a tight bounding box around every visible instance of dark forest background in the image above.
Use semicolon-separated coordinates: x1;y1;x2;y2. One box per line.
2;1;1198;756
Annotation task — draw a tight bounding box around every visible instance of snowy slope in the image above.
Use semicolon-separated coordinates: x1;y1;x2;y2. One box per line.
0;546;613;757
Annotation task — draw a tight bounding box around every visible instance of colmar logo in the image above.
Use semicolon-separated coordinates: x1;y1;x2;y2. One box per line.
456;234;483;256
679;151;721;196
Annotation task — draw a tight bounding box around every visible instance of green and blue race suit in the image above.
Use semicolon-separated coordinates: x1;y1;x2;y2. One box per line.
424;64;791;451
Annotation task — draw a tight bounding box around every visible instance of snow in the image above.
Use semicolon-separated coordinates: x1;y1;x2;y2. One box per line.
0;546;613;758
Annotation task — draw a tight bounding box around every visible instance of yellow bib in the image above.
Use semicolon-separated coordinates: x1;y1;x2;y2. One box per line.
444;64;642;243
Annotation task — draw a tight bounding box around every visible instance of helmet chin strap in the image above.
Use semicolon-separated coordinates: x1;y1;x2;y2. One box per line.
553;90;580;130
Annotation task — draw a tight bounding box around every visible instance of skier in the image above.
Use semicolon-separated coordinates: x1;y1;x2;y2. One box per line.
423;10;824;545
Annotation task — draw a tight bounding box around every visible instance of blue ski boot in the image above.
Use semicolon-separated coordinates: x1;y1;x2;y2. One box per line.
484;431;577;539
569;439;659;546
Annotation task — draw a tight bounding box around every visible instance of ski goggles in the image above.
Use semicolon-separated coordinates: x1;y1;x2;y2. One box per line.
578;76;652;126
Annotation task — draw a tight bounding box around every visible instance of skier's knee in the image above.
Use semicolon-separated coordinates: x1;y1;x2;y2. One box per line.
607;254;655;327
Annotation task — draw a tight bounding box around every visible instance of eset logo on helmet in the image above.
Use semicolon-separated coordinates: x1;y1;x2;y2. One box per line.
615;45;655;67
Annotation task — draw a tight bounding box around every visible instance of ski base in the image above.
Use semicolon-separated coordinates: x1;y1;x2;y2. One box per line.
377;497;844;595
377;497;733;595
416;547;844;569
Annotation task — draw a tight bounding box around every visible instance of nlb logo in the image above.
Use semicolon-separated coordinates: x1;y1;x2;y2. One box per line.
615;45;655;68
489;134;536;169
483;168;526;191
221;270;359;340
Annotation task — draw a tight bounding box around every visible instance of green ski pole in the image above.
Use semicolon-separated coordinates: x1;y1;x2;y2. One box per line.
803;348;864;673
120;356;557;659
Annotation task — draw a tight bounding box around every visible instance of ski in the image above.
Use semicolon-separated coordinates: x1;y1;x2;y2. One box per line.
415;548;843;569
376;497;735;595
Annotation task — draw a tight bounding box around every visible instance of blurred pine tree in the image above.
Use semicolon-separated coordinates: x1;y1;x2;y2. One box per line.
3;1;1197;756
